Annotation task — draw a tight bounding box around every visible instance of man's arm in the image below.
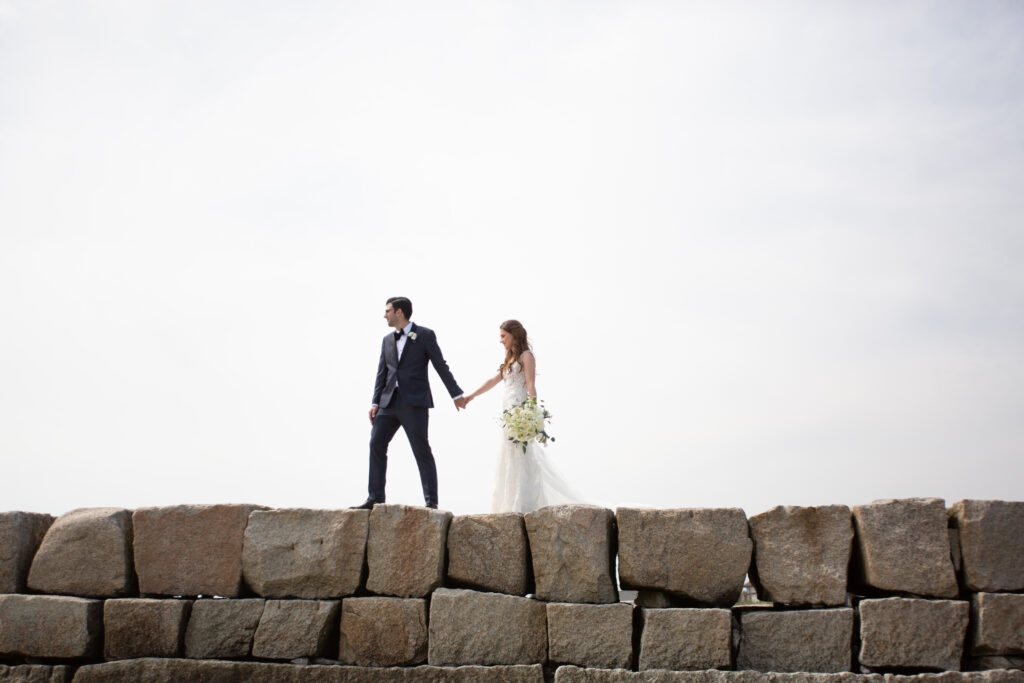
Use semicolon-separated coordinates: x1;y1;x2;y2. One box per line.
424;329;464;400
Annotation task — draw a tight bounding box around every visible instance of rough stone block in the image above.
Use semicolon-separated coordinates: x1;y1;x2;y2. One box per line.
971;592;1024;656
859;597;969;671
748;505;853;606
736;607;853;672
428;587;547;666
338;597;428;666
525;505;618;604
617;507;752;606
638;608;732;671
851;498;958;598
0;664;71;682
0;512;54;593
184;598;265;659
242;508;368;599
103;598;191;660
365;504;451;598
447;512;531;595
27;507;135;598
252;599;340;660
950;500;1024;592
547;602;633;669
0;594;102;659
133;504;264;597
969;655;1024;672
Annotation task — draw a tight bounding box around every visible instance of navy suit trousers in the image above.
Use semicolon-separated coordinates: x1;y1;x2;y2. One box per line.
368;388;437;506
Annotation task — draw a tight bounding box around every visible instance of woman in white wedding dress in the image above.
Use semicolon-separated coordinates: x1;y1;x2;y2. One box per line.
464;320;583;513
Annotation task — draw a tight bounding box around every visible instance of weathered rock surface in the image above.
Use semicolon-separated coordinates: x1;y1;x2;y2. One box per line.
26;507;134;598
252;599;340;660
103;598;191;660
365;505;451;598
242;508;368;599
950;500;1024;592
184;598;265;659
638;608;732;671
969;655;1024;672
971;592;1024;656
851;498;958;598
736;607;854;672
633;590;681;608
859;597;969;671
0;512;54;593
0;594;102;659
447;512;530;595
428;588;547;666
553;668;1024;682
547;602;633;669
133;504;265;597
525;505;618;604
748;505;853;606
0;665;70;683
338;597;428;666
618;507;752;606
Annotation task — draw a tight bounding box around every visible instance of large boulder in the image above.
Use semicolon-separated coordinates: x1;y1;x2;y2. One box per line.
949;500;1024;592
447;512;531;595
365;505;451;598
183;598;265;659
338;597;428;667
546;602;634;669
748;505;853;606
0;665;71;682
133;504;265;597
637;608;732;671
0;594;102;659
103;598;191;660
251;599;340;660
0;512;54;593
428;588;547;666
736;607;854;672
970;592;1024;656
858;597;969;671
851;498;958;598
524;505;618;604
242;508;369;598
617;507;752;606
27;507;135;598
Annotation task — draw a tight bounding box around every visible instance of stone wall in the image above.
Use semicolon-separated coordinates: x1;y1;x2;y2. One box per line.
0;498;1022;682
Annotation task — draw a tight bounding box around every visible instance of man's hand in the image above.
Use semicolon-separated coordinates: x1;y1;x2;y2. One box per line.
369;405;378;423
454;396;468;411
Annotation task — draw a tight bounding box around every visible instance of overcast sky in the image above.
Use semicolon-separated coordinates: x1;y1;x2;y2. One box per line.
2;1;1023;517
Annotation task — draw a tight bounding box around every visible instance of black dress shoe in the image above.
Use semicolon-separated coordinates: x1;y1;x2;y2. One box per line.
350;499;381;510
426;502;438;509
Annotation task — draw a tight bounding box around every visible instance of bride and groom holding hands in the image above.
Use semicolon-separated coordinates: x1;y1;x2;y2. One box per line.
350;296;578;514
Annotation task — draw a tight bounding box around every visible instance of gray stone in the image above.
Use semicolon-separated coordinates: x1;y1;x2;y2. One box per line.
851;498;958;598
971;592;1024;656
617;507;752;606
553;670;894;683
547;602;634;669
27;508;134;598
252;599;340;660
338;597;427;666
525;505;618;604
242;508;369;598
103;598;191;660
737;607;854;672
184;598;265;659
428;587;547;666
950;500;1024;592
638;608;732;671
633;590;680;608
859;597;969;671
365;504;451;598
133;504;265;597
447;513;531;595
0;594;102;659
0;665;70;683
748;505;853;606
968;655;1024;671
0;512;54;593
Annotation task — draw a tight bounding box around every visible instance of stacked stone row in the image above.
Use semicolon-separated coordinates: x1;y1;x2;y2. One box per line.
0;498;1021;681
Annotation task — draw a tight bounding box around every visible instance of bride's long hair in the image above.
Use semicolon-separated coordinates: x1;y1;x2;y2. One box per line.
498;320;531;375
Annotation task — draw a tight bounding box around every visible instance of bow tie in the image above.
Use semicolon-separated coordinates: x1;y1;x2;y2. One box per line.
394;330;404;341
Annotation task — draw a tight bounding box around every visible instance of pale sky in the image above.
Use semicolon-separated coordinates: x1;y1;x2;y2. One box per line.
2;1;1023;517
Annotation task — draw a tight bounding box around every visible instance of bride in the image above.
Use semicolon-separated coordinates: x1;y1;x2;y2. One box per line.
464;320;582;513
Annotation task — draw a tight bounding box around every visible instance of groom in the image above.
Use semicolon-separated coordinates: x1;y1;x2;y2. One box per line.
351;297;466;510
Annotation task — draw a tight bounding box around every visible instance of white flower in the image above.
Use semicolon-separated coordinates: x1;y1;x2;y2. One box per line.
408;331;418;340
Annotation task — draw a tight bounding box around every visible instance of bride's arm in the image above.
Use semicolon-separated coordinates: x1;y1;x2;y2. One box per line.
465;372;502;404
522;351;537;399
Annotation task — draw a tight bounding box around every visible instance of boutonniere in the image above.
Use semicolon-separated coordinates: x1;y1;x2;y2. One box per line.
407;331;417;341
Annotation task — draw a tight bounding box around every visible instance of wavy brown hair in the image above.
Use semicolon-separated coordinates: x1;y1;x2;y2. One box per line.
498;320;531;375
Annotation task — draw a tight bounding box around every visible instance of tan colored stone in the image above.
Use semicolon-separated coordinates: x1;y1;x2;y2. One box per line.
618;507;752;606
338;597;427;666
638;608;732;671
524;505;618;604
547;602;634;669
447;512;530;595
0;594;102;659
0;664;71;683
859;597;969;671
0;512;54;594
103;598;191;660
428;588;547;666
737;607;853;672
950;500;1024;592
365;504;451;598
971;592;1024;656
184;598;265;659
252;599;340;660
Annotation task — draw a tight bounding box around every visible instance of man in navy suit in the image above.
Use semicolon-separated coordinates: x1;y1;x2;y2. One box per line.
352;297;465;510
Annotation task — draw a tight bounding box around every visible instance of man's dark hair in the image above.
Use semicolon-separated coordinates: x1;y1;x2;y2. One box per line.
387;296;412;320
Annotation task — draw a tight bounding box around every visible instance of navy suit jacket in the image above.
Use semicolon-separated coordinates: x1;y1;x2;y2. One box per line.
372;323;463;409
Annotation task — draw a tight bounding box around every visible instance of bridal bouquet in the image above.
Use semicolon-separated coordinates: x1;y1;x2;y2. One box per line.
501;397;555;451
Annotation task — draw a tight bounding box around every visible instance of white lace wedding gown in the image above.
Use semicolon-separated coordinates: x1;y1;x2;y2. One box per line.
490;361;583;513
